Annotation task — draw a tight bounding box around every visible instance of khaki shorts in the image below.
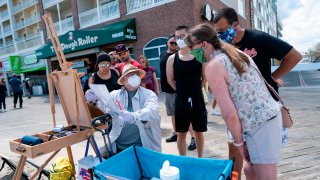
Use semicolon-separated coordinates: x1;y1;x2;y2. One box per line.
165;93;176;116
245;112;282;164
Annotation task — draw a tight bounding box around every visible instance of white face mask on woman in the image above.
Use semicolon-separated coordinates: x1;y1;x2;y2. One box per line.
176;38;187;49
127;74;141;88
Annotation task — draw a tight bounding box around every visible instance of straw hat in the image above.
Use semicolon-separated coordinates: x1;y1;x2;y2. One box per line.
117;64;145;85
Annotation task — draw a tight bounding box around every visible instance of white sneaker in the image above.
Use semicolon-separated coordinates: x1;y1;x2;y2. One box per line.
210;108;221;116
1;109;4;113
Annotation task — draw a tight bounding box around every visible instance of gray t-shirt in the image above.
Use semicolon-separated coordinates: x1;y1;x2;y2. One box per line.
115;89;142;152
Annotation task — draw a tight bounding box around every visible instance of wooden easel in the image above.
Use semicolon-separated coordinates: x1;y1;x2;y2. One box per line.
10;14;105;180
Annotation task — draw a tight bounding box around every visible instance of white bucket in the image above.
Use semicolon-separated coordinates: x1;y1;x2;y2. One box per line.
159;160;180;180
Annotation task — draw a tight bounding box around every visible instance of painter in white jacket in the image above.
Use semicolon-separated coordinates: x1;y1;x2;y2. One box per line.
86;64;161;154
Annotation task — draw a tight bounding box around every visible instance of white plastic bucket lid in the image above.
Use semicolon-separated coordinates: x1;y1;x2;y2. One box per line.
159;160;180;180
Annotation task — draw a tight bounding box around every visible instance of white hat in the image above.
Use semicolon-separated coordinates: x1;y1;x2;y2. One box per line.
117;64;145;85
25;78;30;80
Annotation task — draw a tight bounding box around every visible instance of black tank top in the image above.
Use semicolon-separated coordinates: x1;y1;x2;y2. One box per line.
173;52;202;95
93;69;121;92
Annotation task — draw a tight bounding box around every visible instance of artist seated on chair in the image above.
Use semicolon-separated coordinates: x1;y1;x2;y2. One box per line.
86;64;161;156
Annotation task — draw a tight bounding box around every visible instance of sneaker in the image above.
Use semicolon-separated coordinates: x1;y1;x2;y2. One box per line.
166;133;177;143
188;137;196;151
20;105;22;108
0;109;2;113
210;108;221;116
14;105;16;108
3;109;6;112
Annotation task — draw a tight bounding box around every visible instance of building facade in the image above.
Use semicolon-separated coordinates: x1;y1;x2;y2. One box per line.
1;0;279;95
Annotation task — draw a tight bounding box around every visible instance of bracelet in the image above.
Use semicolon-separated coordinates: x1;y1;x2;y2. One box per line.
233;141;244;147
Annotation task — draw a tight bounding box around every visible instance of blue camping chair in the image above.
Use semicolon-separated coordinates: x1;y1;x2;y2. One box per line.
93;146;233;180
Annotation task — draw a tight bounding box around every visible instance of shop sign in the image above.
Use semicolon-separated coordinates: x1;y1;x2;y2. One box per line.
21;58;46;73
10;56;22;73
71;61;85;68
24;54;38;65
36;18;137;59
3;60;11;72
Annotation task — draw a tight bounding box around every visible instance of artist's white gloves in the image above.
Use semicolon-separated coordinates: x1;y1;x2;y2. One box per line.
119;110;135;123
85;89;98;104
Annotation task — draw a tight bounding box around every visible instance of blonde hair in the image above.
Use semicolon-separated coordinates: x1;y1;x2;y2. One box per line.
185;23;250;76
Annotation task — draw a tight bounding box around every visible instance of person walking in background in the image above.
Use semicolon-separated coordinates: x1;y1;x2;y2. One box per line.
167;25;207;157
213;7;302;178
25;78;32;99
139;55;160;95
186;23;283;179
88;52;121;92
9;75;23;109
160;34;179;143
0;79;7;112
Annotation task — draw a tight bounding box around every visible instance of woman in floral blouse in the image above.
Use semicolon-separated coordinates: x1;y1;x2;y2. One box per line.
185;23;282;179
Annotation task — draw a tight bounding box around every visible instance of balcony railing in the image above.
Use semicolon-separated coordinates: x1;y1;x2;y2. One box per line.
42;0;64;9
6;40;14;46
3;26;12;35
15;13;40;30
16;34;43;51
47;17;74;37
0;10;9;19
79;0;119;28
59;17;74;34
16;32;42;43
0;0;6;5
0;45;16;55
126;0;173;13
100;0;120;20
12;0;38;14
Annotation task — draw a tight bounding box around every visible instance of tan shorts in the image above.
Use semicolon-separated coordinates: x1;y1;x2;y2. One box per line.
245;112;282;164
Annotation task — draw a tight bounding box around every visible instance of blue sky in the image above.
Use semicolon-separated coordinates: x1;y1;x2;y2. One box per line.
277;0;320;53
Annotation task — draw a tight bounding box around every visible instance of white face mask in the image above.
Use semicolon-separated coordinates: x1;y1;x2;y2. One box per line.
176;38;187;49
127;74;141;88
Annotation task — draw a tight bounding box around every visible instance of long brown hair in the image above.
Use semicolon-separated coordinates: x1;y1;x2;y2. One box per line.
138;55;149;67
185;23;250;76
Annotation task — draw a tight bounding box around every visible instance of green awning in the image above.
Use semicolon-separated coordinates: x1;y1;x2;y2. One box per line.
36;18;137;59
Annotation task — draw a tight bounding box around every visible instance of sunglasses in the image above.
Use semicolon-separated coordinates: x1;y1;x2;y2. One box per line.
117;51;127;57
99;63;111;68
169;42;177;46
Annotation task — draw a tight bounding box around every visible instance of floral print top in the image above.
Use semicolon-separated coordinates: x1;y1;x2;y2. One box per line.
214;50;280;133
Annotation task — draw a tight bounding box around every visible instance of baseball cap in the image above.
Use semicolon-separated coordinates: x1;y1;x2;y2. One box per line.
115;44;129;53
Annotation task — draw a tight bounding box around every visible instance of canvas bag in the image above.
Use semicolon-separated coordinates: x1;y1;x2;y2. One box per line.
253;66;293;128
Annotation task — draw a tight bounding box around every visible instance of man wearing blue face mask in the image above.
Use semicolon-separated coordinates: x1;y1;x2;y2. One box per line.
166;25;207;158
214;7;302;179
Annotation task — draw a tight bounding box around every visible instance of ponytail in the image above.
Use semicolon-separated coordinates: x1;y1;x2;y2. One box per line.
220;42;250;76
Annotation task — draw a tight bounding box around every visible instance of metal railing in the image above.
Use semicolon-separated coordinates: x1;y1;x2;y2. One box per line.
3;25;12;35
15;13;40;30
79;0;119;28
12;0;38;14
0;9;9;19
0;45;16;55
16;34;43;51
42;0;63;9
59;17;74;34
126;0;172;13
16;32;42;42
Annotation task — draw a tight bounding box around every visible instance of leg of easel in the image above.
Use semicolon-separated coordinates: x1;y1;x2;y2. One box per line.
12;155;27;180
66;146;76;179
29;150;60;180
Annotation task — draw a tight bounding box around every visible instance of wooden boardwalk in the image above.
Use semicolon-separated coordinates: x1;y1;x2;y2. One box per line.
0;87;319;179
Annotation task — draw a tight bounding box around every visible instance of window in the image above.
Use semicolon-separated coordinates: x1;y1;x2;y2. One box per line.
126;0;175;14
238;0;245;17
143;37;167;77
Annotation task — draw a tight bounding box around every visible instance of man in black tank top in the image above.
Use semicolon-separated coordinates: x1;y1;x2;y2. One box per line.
166;26;208;158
